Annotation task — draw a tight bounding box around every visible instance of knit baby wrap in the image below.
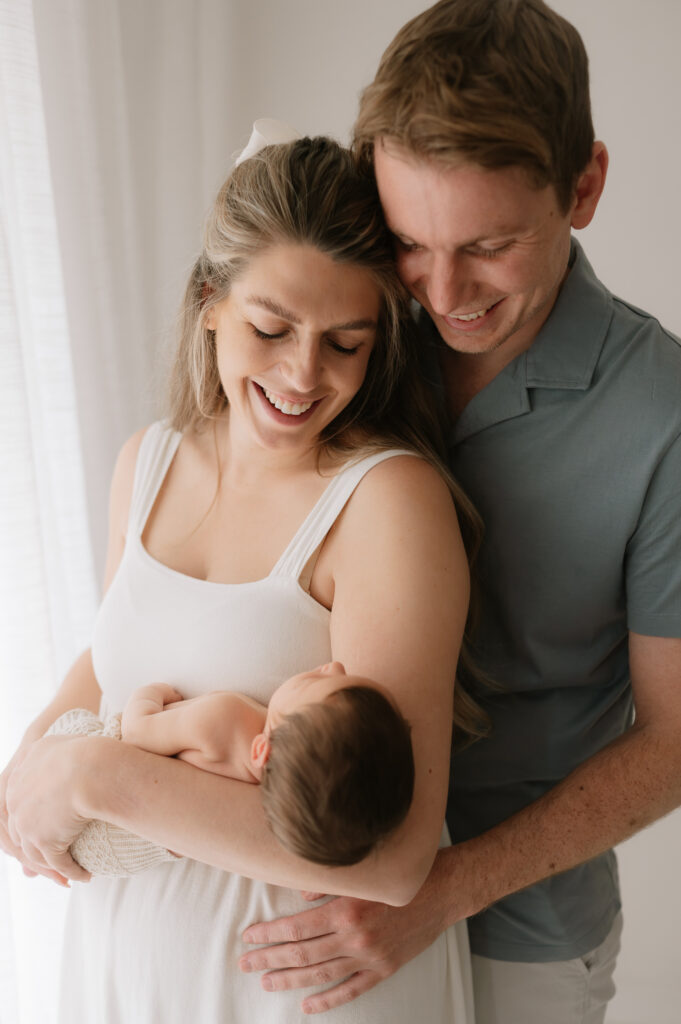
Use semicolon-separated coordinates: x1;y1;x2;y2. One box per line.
46;709;177;876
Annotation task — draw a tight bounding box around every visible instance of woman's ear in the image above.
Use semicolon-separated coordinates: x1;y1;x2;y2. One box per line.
250;733;271;780
202;284;216;330
571;141;609;230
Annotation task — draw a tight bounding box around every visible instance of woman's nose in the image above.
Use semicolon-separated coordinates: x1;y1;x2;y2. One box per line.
281;341;321;393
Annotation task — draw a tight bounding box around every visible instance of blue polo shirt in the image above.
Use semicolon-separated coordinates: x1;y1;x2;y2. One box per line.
432;241;681;961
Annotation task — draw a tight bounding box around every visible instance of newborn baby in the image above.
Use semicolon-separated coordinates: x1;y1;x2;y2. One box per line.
48;662;414;875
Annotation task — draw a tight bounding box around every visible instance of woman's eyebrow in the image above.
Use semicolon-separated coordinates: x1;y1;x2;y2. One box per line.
245;295;301;323
331;318;378;331
246;295;377;332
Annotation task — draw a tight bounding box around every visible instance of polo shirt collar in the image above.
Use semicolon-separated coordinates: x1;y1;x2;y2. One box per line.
447;238;613;444
524;239;613;390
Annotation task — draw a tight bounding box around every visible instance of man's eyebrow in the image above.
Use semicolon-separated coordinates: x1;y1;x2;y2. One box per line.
245;295;377;332
388;225;521;248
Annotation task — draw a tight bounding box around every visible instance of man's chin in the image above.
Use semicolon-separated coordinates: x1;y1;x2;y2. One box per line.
436;319;510;357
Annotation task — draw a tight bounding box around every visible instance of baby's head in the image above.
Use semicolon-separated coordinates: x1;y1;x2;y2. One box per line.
250;662;415;866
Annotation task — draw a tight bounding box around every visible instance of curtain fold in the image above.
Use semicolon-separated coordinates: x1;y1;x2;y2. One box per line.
0;2;98;1021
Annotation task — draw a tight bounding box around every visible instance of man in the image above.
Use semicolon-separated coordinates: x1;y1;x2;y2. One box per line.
238;2;681;1020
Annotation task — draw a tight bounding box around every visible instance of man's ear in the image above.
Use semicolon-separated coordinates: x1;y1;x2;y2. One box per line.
250;733;271;780
571;141;609;230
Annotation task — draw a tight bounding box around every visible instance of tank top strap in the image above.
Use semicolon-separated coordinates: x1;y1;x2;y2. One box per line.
127;421;183;537
270;448;417;582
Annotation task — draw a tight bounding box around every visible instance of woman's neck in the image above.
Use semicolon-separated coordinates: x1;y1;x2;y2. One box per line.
211;409;333;488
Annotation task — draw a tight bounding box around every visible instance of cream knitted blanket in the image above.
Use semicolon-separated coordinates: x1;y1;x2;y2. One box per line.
47;709;178;876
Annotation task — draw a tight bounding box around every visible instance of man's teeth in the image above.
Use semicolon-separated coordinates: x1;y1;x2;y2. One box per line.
450;306;491;321
262;387;314;416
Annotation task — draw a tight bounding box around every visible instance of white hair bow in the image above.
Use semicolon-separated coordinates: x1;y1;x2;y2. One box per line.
235;118;302;166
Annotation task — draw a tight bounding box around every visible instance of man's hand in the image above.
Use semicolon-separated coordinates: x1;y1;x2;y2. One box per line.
5;734;92;883
239;851;454;1015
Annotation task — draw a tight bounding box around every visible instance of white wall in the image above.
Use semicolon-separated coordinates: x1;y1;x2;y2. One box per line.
34;2;681;1021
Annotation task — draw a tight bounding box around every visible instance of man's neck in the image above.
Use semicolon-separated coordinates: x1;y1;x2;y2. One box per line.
439;344;524;420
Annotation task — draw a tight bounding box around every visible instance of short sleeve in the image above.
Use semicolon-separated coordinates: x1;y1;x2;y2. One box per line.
626;431;681;637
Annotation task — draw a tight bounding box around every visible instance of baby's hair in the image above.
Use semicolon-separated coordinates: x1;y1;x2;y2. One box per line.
261;685;415;866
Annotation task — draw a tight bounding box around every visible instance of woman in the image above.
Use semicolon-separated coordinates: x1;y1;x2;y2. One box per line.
3;135;476;1021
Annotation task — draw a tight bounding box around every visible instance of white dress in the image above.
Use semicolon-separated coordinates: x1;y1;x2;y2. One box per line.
59;421;474;1023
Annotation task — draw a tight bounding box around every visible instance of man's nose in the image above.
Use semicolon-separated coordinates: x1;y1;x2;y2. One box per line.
425;252;468;316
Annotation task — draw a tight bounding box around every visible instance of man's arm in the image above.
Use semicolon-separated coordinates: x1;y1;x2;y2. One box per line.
238;631;681;1015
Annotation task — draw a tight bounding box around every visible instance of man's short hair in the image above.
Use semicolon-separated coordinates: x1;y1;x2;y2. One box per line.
353;0;595;212
261;685;415;866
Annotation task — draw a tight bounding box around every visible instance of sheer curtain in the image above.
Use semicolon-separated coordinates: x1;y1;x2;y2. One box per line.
0;2;97;1021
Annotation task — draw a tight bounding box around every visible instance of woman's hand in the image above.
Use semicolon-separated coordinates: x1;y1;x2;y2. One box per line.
1;744;66;884
5;734;92;884
0;747;36;871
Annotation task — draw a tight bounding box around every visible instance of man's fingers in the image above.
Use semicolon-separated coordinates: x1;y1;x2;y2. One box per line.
258;957;355;993
300;971;381;1015
243;899;339;945
240;933;352;977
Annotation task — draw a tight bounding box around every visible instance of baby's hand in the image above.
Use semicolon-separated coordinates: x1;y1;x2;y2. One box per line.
122;684;184;741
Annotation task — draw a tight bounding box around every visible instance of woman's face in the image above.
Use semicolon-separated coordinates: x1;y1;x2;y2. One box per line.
205;244;381;454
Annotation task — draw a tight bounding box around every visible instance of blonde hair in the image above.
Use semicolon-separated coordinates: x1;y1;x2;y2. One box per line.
353;0;595;213
168;136;487;742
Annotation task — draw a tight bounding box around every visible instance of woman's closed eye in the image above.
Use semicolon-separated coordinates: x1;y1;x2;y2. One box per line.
250;324;288;341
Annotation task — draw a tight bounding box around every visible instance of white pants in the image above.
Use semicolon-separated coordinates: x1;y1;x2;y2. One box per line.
471;913;623;1024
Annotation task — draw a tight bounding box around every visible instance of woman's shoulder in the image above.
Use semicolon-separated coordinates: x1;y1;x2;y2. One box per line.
111;420;182;492
347;449;452;508
333;449;460;556
108;421;179;531
110;422;162;497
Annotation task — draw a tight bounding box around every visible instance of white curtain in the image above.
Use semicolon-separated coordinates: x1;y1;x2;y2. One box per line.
0;1;97;1021
31;0;246;574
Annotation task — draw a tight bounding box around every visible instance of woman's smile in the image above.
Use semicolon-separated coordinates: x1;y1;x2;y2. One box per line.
254;381;322;421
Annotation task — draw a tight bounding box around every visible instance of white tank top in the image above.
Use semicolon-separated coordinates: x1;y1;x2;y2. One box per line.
92;421;413;713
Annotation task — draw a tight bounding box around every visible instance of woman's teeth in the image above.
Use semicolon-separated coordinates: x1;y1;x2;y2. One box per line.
262;387;314;416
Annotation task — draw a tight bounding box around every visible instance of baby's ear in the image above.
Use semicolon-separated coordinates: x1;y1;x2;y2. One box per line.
250;733;271;780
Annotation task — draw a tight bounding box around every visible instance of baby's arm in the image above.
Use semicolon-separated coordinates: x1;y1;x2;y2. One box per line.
121;686;266;783
121;684;185;753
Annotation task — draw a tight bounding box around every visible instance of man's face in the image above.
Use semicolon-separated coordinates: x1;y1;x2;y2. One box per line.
374;142;575;361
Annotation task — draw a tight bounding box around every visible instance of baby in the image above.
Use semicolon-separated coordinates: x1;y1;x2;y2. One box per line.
48;662;415;875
